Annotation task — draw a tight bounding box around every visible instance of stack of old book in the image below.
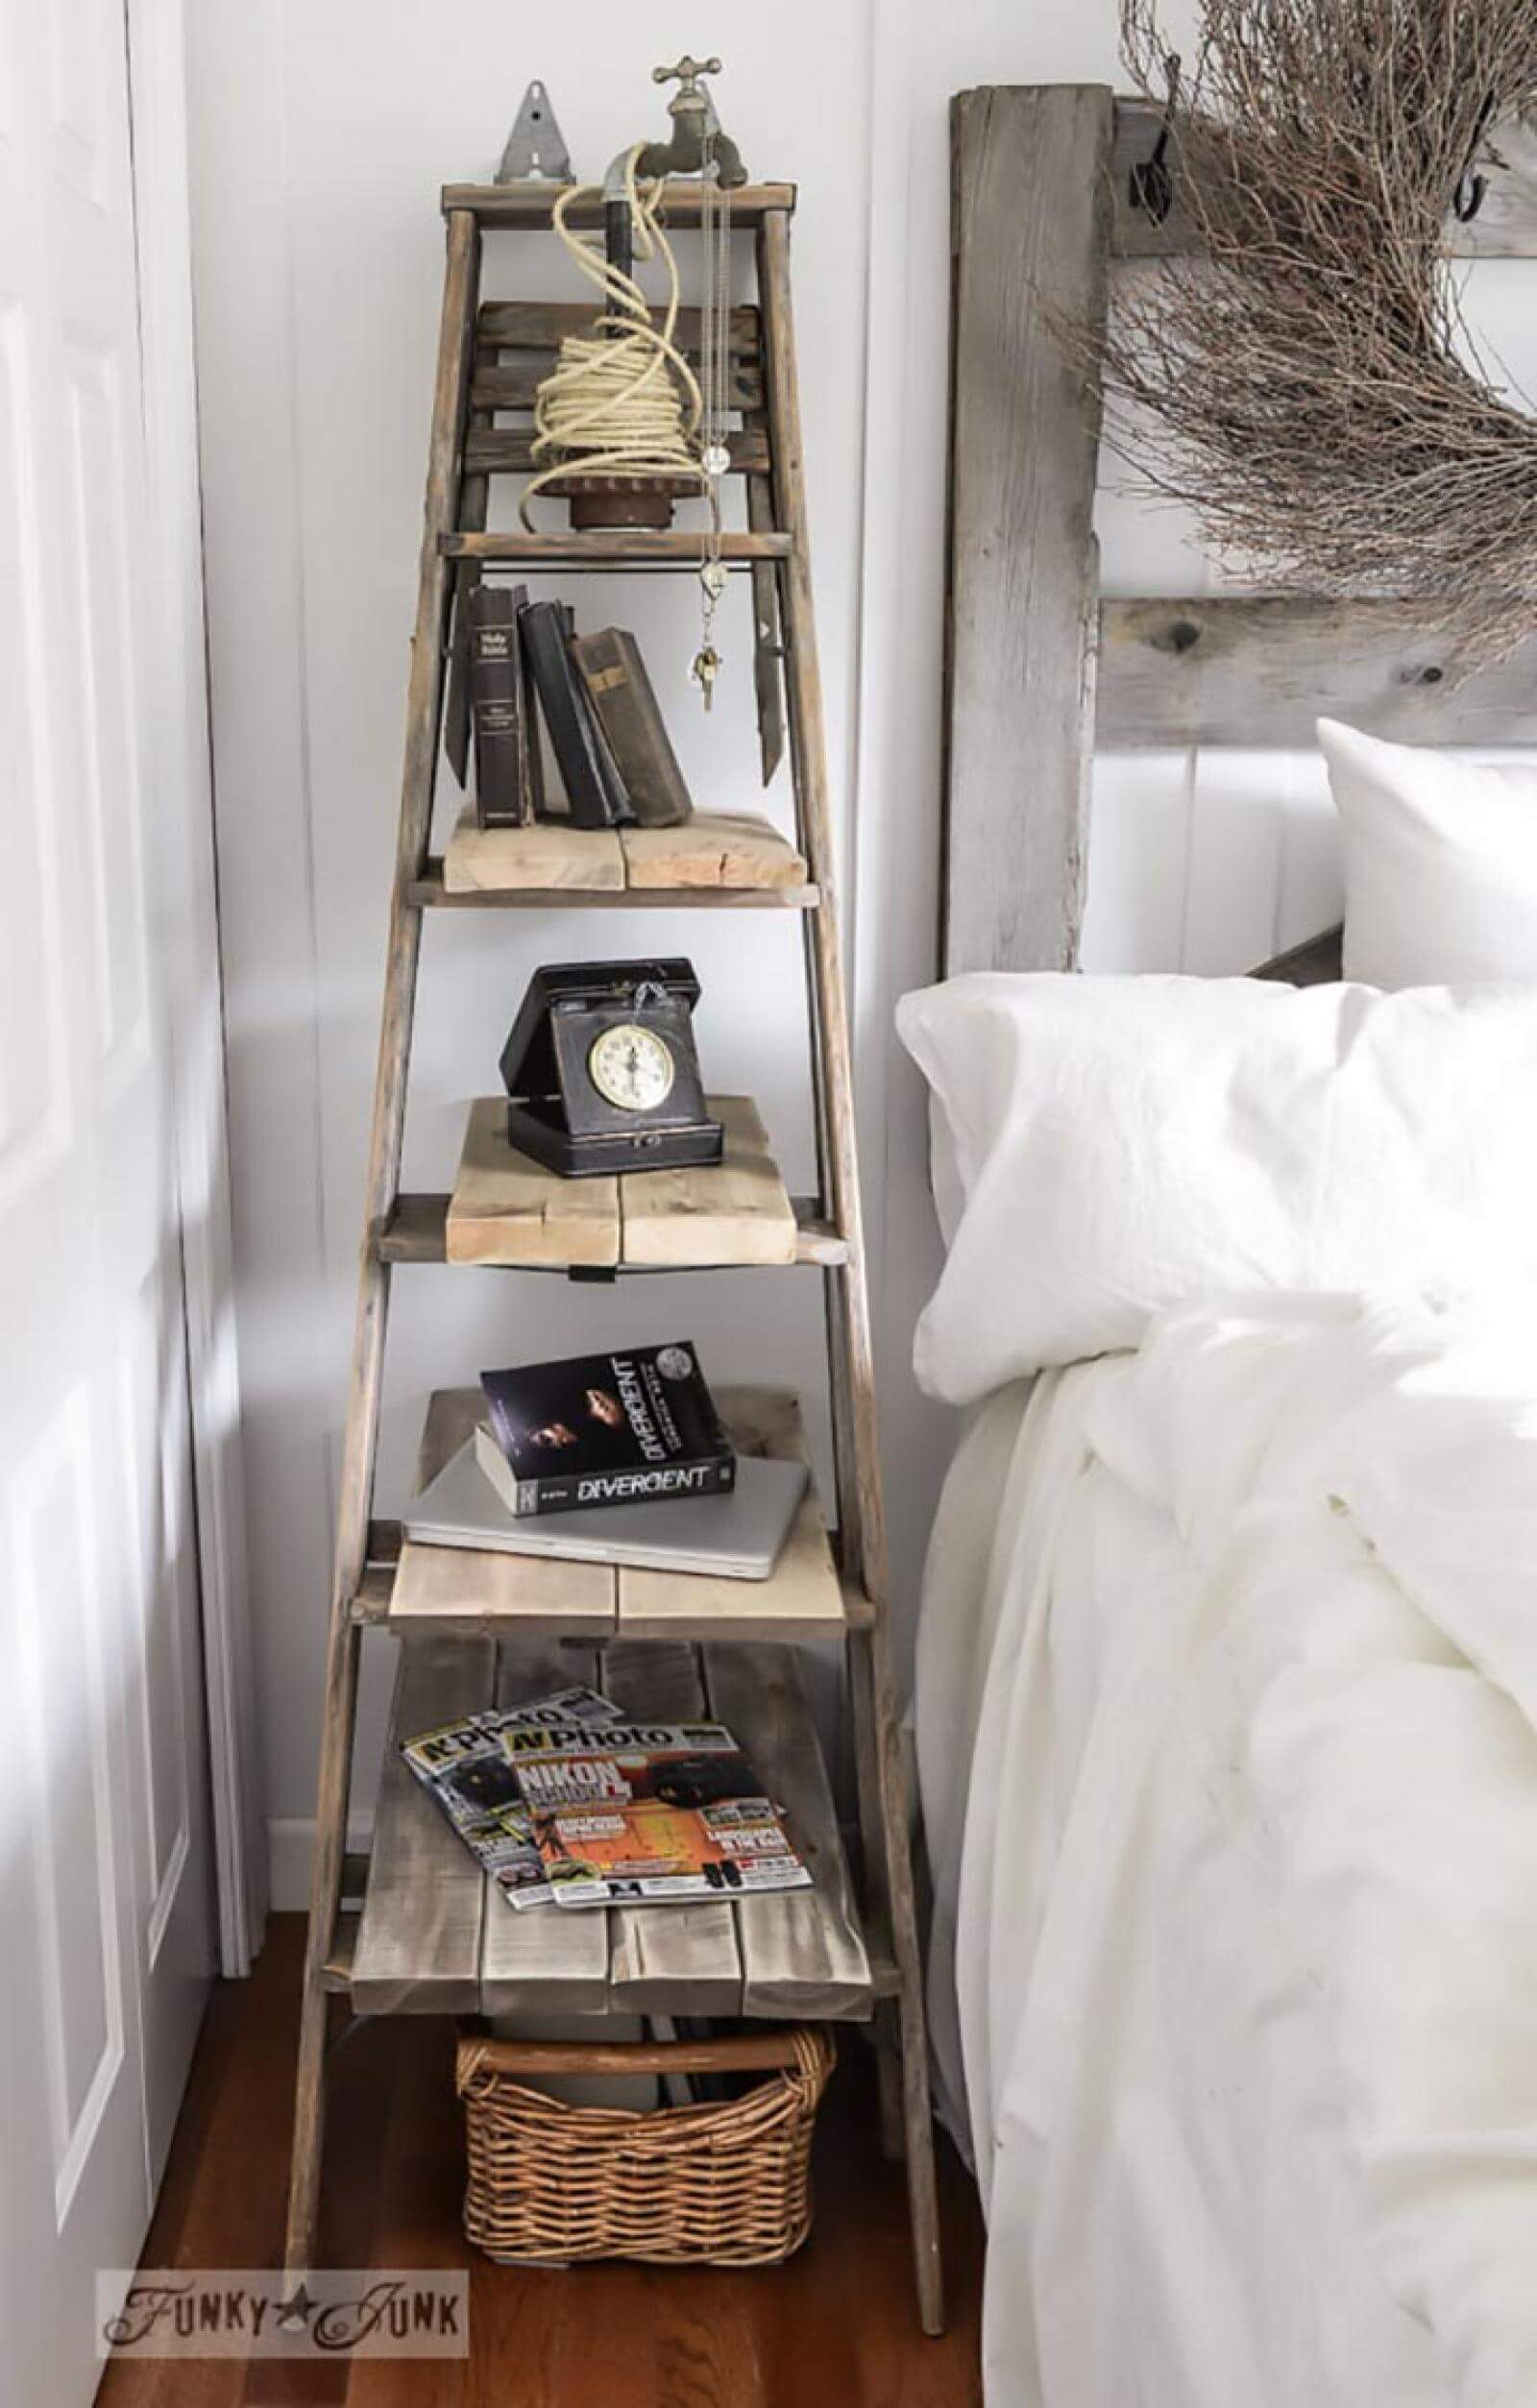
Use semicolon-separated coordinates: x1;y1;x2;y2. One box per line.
451;591;694;833
403;1341;807;1579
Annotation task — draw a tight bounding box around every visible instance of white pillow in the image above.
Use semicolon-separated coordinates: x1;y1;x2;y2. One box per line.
897;973;1537;1403
1318;718;1537;986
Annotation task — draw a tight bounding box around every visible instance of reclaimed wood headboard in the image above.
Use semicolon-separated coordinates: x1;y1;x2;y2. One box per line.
940;85;1537;982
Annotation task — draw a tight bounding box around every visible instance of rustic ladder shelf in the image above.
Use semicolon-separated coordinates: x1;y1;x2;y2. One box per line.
283;179;943;2334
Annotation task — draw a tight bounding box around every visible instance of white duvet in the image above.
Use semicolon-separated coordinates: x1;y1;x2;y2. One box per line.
918;1292;1537;2408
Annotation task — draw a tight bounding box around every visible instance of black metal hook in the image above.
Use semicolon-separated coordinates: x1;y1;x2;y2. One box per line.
1452;166;1486;225
1129;53;1182;227
1452;93;1495;225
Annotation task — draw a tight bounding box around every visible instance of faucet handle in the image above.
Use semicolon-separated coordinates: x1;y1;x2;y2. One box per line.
653;56;721;93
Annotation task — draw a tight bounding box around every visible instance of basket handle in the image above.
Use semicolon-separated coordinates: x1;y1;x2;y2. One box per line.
459;2031;817;2080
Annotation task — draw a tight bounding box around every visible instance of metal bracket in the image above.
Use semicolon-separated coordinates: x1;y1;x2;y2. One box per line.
496;80;573;184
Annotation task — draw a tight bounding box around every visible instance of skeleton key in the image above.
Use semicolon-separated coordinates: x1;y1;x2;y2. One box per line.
691;644;721;711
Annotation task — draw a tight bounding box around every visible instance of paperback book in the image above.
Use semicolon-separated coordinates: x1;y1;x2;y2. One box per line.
401;1685;619;1907
500;1718;813;1909
478;1341;735;1519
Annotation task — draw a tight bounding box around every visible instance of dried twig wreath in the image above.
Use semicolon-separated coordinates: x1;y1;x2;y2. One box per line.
1102;0;1537;659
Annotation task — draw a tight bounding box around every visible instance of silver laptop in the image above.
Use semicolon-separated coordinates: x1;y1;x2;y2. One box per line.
404;1439;809;1581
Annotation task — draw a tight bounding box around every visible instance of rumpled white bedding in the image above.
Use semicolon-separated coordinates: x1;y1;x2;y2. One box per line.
917;1291;1537;2408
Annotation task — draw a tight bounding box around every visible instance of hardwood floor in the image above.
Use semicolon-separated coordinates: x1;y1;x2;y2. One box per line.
98;1917;985;2406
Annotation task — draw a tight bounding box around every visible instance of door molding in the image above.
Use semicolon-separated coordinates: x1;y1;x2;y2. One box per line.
124;0;264;1973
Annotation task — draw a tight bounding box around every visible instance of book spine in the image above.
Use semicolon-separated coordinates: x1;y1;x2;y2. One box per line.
469;590;529;826
444;570;476;789
513;1452;736;1519
573;631;694;828
520;601;628;829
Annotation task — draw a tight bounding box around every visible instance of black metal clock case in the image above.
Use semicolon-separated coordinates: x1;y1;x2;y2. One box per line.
499;959;723;1179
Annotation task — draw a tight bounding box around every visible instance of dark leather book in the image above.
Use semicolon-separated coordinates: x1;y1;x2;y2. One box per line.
572;628;695;829
444;570;477;789
520;601;633;829
468;584;537;827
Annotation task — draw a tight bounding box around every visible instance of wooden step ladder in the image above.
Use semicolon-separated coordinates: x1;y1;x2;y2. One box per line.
281;178;943;2334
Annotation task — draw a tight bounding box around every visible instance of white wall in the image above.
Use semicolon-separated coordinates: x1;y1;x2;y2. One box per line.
185;0;1537;1898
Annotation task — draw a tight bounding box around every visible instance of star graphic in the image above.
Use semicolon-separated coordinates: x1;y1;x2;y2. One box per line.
275;2282;319;2331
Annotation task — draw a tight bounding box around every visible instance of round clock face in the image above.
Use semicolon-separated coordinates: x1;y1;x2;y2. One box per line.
587;1022;677;1114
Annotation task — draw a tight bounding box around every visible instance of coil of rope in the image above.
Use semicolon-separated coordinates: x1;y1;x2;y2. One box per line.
519;145;712;529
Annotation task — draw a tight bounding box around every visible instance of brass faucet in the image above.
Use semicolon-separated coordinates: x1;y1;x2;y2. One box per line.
635;55;747;188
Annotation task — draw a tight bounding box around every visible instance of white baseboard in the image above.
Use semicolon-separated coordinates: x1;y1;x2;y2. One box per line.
266;1814;374;1911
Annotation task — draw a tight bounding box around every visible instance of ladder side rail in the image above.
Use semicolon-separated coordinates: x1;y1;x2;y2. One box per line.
756;210;880;1590
285;207;481;2275
756;207;945;2334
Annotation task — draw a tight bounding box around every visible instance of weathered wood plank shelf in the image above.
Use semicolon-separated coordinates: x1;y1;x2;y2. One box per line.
349;1632;872;2021
437;806;809;901
377;1191;848;1270
443;1093;811;1271
443;180;799;231
412;864;819;912
366;1383;847;1643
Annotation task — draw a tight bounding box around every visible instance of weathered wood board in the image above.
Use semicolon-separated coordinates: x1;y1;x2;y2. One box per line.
944;85;1113;976
620;813;806;891
476;297;761;355
390;1534;616;1634
442;807;806;899
352;1636;869;2022
1098;597;1537;748
445;1094;797;1271
600;1640;743;2015
442;810;624;895
443;181;799;231
620;1096;798;1268
443;529;789;567
378;1385;844;1644
703;1644;872;2020
618;1382;842;1640
464;426;771;477
351;1637;497;2014
394;1385;617;1632
445;1099;621;1268
1110;100;1537;262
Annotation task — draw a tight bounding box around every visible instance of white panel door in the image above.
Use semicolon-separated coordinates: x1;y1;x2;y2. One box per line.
0;0;215;2399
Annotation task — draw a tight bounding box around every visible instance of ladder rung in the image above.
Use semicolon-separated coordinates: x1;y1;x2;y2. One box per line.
470;360;766;414
365;1519;402;1565
321;1911;359;1993
476;299;762;357
406;859;819;913
375;1193;849;1269
442;180;797;231
440;529;790;566
462;426;771;478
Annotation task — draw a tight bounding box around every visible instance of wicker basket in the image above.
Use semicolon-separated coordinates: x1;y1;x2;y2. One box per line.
455;2027;835;2268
